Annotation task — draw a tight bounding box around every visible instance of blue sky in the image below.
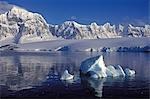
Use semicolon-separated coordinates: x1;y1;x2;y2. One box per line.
2;0;149;25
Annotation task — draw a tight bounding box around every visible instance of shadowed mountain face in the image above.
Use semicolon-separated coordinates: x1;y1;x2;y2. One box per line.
0;5;150;44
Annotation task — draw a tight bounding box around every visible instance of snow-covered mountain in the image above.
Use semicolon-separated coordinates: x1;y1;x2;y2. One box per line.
128;24;150;37
0;6;55;44
50;21;119;39
0;6;150;45
50;21;150;39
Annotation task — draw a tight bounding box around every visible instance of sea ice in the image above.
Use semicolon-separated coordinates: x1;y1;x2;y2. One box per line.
60;70;74;80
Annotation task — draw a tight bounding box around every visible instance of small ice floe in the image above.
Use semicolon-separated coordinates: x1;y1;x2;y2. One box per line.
124;68;136;76
35;49;40;51
60;70;74;80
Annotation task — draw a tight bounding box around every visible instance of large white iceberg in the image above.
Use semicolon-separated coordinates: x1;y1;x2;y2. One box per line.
60;70;74;80
87;55;107;78
80;55;135;78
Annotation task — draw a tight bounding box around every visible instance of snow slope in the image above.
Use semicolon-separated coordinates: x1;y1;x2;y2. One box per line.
16;37;150;52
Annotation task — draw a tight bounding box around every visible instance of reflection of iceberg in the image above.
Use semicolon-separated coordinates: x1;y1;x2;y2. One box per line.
86;78;106;98
80;55;135;78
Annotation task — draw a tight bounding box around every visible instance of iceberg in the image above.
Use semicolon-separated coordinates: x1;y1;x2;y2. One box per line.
60;70;74;80
106;65;120;77
80;55;107;78
87;55;107;78
115;65;126;77
80;55;135;78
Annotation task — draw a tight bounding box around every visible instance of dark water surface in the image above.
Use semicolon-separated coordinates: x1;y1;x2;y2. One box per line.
0;51;149;99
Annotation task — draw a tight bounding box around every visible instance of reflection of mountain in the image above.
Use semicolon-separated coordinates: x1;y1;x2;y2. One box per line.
0;57;51;91
0;52;79;91
0;53;49;90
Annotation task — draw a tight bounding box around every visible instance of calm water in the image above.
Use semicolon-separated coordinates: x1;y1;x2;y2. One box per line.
0;51;149;99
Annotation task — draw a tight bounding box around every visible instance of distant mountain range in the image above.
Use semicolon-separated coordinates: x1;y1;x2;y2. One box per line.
0;6;150;44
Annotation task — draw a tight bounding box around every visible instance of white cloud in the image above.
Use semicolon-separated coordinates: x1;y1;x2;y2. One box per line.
0;1;14;14
70;16;77;20
122;16;148;26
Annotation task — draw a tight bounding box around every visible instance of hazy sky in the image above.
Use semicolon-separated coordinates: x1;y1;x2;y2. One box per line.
1;0;149;25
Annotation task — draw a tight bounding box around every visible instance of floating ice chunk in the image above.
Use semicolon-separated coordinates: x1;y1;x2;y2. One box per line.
106;65;126;77
80;55;135;78
35;49;40;51
87;55;107;78
60;70;74;80
124;68;135;76
115;65;126;77
80;55;107;78
106;65;119;77
80;56;100;74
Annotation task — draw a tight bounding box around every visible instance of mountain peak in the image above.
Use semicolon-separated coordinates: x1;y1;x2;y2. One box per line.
90;22;98;27
0;5;55;43
10;6;28;14
64;20;77;25
63;21;83;27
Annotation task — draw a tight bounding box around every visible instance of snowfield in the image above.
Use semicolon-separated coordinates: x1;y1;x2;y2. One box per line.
14;37;150;52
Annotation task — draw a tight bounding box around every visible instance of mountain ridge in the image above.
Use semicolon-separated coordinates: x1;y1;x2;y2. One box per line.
0;6;149;44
